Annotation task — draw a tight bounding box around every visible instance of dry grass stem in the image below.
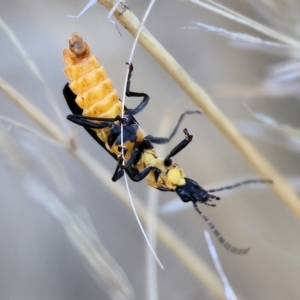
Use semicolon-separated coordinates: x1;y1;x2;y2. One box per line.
0;115;64;147
204;230;237;300
0;122;26;169
187;0;300;48
117;0;164;272
0;18;68;129
0;77;69;145
249;109;300;140
96;0;300;223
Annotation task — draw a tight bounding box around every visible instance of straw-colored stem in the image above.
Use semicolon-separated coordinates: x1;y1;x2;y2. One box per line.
0;76;226;299
187;0;300;48
97;0;300;222
0;77;69;145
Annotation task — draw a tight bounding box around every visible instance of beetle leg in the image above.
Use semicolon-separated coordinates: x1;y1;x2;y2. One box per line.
163;129;193;166
67;114;128;128
124;63;150;115
112;147;161;182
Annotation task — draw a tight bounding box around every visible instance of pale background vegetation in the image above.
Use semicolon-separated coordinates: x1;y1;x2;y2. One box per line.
1;0;300;299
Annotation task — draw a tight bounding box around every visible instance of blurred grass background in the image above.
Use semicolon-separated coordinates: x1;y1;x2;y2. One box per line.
1;0;300;299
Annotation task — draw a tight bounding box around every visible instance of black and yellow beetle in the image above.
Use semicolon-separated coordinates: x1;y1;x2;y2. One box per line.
63;33;272;254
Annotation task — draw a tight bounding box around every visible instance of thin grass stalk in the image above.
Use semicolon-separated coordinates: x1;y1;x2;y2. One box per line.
0;18;69;131
120;0;161;296
144;103;185;300
145;187;159;300
96;0;300;223
0;76;227;299
0;77;68;145
204;230;237;300
187;0;300;48
118;0;165;272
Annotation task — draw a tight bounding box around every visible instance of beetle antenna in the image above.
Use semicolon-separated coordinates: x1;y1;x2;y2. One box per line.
192;202;250;255
208;179;273;193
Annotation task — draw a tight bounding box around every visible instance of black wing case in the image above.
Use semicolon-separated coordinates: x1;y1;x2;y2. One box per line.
63;83;118;162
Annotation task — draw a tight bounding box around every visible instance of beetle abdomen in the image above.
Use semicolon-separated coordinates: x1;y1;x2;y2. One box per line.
63;33;121;118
